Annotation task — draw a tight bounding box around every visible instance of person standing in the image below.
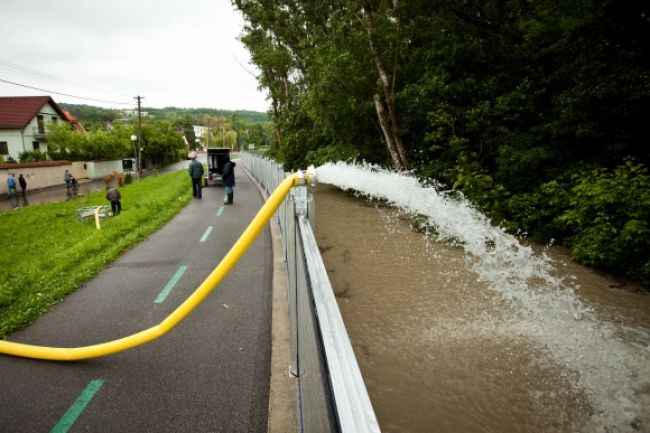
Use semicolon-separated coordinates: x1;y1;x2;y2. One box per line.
6;173;17;199
64;169;72;190
188;153;204;199
106;185;122;216
222;155;236;205
18;174;27;197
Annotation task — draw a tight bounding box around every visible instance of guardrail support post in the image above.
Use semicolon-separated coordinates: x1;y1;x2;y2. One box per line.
287;189;299;377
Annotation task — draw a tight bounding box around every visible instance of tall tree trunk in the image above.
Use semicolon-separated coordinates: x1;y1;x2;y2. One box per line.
271;96;282;152
362;3;408;170
374;94;404;169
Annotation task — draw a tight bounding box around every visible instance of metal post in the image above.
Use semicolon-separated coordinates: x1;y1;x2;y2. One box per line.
134;95;144;178
287;190;298;377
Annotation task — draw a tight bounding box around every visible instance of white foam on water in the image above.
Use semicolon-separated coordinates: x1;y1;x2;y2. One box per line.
317;161;650;433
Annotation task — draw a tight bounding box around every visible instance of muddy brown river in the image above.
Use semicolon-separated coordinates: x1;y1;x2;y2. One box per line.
314;180;649;433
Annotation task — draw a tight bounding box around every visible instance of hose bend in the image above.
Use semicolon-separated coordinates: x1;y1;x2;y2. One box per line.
0;172;304;361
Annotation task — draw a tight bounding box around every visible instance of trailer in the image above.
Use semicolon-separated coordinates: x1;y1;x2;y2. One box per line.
204;148;231;186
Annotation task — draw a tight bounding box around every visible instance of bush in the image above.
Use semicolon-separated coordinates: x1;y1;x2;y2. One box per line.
456;156;650;286
503;178;573;241
305;143;359;167
113;171;124;186
18;150;47;163
558;159;650;284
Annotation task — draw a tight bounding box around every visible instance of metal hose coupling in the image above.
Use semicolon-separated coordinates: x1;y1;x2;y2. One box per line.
296;165;318;187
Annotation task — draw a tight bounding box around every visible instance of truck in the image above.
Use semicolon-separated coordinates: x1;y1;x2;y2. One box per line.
204;148;231;186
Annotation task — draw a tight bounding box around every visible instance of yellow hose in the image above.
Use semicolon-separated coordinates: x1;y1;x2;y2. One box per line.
0;172;304;361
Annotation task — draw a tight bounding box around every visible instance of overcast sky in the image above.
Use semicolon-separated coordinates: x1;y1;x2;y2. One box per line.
0;0;268;112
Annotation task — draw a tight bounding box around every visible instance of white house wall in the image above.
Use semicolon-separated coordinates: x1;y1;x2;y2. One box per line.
78;160;126;179
0;102;65;160
0;129;23;160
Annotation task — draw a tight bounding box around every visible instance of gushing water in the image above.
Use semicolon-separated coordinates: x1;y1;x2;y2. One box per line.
317;161;650;433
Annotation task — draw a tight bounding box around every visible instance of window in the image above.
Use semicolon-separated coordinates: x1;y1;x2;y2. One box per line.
52;116;57;123
37;115;45;133
33;141;40;151
0;141;8;155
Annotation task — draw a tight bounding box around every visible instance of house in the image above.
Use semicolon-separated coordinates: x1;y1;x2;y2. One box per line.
193;125;209;148
0;96;70;161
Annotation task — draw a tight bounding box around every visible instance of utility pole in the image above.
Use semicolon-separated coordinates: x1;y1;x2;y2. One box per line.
134;95;144;178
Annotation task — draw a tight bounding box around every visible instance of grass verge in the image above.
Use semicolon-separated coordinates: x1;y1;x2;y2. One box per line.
0;170;192;339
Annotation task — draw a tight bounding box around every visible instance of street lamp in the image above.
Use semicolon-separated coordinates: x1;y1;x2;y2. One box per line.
130;134;139;178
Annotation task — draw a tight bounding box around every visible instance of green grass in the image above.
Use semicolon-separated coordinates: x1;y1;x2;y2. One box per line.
0;170;192;338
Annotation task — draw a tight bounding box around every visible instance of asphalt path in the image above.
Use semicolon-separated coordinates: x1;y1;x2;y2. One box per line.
0;166;273;433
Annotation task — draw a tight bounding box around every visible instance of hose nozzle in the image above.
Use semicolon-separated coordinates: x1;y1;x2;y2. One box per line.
296;165;318;187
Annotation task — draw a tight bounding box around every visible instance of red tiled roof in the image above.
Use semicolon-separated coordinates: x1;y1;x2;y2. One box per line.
63;110;86;132
0;96;67;129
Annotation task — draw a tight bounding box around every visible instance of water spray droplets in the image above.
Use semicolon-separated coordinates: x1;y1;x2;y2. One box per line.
317;161;650;433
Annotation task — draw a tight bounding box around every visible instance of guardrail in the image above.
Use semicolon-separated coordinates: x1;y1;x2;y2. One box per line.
241;152;380;433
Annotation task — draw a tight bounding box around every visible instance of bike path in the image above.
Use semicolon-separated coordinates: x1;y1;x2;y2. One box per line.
0;169;273;433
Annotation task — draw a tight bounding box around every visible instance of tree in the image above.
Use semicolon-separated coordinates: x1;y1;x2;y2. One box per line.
233;0;650;283
357;0;409;169
47;121;89;160
141;120;186;166
178;115;197;150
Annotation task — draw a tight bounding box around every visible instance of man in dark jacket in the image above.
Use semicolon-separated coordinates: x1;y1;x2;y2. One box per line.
222;156;236;205
18;174;27;197
188;153;204;199
106;186;122;216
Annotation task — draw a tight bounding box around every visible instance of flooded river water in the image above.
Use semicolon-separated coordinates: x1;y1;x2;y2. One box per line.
314;162;650;433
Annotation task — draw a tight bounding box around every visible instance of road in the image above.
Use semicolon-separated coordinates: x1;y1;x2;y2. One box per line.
0;165;274;433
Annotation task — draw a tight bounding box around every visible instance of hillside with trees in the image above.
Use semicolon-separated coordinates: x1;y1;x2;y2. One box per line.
233;0;650;286
60;103;268;129
51;103;272;164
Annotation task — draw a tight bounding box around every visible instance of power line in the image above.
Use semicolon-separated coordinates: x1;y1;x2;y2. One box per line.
0;77;132;105
0;59;66;83
0;58;133;101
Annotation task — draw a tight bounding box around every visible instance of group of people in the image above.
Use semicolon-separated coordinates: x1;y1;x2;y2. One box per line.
188;153;236;204
7;157;232;215
5;173;27;199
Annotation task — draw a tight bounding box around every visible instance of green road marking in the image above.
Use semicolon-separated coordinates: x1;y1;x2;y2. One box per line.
217;206;224;217
199;226;213;243
155;265;188;304
50;379;104;433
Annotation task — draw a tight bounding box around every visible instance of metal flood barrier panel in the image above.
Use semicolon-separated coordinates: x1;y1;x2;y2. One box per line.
241;153;380;433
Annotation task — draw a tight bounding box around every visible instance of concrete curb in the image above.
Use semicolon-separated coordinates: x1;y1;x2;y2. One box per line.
244;167;298;433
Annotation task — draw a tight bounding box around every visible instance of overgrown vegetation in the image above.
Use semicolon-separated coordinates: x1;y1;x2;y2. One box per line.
234;0;650;286
0;170;192;338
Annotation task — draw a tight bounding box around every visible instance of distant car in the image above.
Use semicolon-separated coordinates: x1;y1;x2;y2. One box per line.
204;148;231;186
